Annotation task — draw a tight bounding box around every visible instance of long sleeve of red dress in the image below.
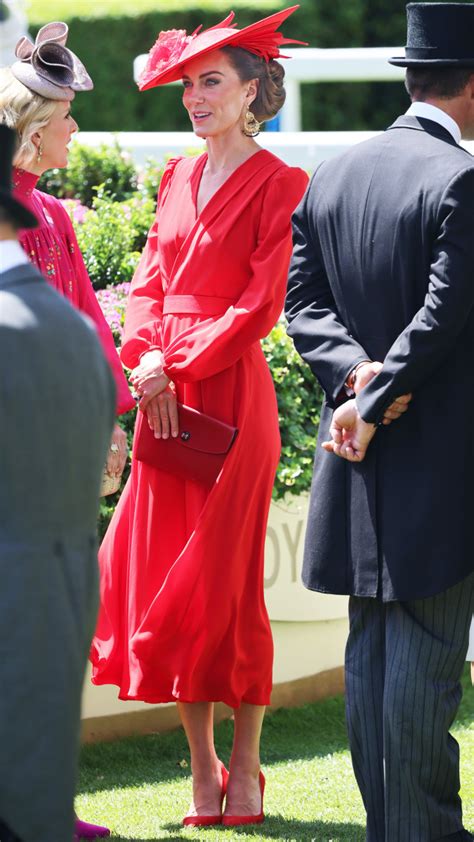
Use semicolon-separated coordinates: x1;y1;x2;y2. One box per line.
120;159;177;370
119;217;164;368
13;167;135;415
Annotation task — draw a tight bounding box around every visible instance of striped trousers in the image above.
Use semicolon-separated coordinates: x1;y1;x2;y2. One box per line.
345;574;474;842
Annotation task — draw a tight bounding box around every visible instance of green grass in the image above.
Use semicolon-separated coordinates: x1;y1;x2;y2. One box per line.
77;666;474;841
28;0;278;24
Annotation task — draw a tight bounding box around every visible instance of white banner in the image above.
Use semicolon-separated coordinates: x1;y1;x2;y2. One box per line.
264;495;348;622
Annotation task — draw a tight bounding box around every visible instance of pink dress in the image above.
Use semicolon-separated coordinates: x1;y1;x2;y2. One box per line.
13;167;134;414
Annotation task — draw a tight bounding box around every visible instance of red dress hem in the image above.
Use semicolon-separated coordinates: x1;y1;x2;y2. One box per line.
91;675;270;709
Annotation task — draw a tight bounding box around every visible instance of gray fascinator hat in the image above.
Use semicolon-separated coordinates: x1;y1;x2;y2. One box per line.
11;22;93;101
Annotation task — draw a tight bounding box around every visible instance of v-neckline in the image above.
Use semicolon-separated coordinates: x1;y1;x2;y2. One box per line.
191;149;266;220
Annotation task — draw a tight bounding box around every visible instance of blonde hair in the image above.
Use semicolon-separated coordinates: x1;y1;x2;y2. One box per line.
0;67;57;168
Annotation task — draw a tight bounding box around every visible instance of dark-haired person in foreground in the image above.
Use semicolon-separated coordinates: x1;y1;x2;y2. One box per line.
0;124;115;842
286;3;474;840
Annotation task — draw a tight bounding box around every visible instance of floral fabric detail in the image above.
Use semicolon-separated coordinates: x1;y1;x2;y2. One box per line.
12;168;36;198
139;29;192;88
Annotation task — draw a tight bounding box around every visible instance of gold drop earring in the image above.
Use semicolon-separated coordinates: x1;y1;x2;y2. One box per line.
37;142;44;163
242;109;261;138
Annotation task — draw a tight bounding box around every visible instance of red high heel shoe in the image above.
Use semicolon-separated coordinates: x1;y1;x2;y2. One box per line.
222;770;265;826
182;762;229;827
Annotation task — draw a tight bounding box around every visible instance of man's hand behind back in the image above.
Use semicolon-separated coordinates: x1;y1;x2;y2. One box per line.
324;362;412;462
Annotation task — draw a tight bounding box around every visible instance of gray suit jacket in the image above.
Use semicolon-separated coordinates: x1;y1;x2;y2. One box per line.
0;263;115;841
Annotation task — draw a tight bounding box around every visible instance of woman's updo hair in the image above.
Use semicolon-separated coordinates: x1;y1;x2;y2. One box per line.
221;46;286;122
0;67;57;168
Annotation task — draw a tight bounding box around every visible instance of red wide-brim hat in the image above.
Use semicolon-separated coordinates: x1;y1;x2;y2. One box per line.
139;5;305;91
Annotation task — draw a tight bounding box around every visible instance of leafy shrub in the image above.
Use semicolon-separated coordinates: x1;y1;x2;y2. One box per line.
98;405;137;541
95;283;136;539
262;322;322;500
38;142;138;207
75;191;155;288
96;282;131;339
138;157;167;203
137;150;200;203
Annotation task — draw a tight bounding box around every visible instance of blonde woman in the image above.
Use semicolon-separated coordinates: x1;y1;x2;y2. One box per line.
0;24;134;480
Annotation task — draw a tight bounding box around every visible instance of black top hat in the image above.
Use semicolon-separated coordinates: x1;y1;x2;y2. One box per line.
390;3;474;67
0;125;38;229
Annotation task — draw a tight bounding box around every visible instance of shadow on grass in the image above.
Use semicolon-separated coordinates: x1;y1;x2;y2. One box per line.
112;817;365;842
78;693;349;796
78;666;473;798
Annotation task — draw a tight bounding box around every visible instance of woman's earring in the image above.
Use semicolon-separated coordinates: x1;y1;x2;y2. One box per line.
242;109;261;138
37;143;44;163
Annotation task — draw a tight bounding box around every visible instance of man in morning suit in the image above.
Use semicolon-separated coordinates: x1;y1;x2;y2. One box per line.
285;4;474;841
0;125;115;842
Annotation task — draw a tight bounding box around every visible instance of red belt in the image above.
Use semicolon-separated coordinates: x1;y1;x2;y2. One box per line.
163;294;234;316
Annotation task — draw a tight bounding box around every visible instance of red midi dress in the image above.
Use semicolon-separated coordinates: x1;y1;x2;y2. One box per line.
91;150;308;707
12;167;134;414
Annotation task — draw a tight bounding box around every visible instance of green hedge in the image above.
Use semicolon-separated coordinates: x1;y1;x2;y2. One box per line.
30;0;473;134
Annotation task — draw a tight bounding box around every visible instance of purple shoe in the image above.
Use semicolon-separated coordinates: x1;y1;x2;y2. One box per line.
74;818;111;839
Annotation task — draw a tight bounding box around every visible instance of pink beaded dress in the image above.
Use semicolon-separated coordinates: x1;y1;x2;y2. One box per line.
12;166;134;413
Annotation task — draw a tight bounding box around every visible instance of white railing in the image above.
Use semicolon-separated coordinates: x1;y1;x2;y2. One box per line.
76;130;474;171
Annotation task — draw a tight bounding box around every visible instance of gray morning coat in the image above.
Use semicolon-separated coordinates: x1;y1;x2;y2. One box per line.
0;262;115;841
286;116;474;602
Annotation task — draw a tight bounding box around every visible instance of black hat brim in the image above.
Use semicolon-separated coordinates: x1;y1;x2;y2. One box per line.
389;56;474;67
0;190;38;229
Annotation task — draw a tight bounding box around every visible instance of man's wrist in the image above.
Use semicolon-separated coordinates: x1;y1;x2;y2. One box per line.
345;360;372;393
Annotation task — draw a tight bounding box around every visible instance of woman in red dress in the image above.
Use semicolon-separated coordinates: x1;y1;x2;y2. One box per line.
0;24;135;840
91;6;308;826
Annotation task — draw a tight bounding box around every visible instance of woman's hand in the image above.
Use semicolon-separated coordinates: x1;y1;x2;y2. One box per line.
130;350;171;411
106;422;128;477
146;387;179;439
130;349;164;384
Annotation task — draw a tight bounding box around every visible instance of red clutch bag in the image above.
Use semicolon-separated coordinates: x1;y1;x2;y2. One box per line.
134;403;238;488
